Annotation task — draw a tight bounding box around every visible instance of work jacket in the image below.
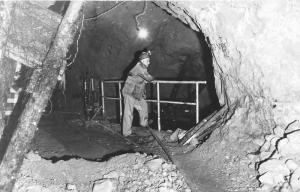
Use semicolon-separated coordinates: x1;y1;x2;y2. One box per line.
122;62;153;100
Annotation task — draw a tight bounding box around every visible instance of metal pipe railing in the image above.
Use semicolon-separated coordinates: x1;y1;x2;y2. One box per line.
118;82;122;120
100;80;207;131
196;82;199;124
103;97;196;105
157;83;161;131
104;80;207;84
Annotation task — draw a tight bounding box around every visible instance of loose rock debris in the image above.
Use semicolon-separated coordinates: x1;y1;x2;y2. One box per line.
257;124;300;192
13;151;191;192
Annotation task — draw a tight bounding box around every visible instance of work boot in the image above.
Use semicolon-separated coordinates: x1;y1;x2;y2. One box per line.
124;132;138;139
123;130;132;137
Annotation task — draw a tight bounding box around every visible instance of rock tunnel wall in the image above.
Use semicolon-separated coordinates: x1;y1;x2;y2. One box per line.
155;0;300;190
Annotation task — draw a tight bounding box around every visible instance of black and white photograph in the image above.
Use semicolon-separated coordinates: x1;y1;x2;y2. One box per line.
0;0;299;192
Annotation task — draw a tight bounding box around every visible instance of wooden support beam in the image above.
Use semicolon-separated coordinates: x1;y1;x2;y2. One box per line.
179;102;237;146
0;2;15;141
0;1;84;191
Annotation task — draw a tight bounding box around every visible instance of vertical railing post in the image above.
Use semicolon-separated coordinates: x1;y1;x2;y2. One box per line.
118;82;122;123
157;82;161;131
195;82;199;123
101;81;105;115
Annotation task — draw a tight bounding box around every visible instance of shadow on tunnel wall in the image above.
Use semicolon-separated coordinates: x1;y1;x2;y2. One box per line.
197;31;221;116
48;1;70;16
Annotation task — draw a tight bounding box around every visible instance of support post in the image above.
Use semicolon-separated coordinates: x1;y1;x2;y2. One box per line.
118;82;122;123
0;1;84;191
101;81;105;115
0;1;15;140
157;82;161;131
196;82;199;123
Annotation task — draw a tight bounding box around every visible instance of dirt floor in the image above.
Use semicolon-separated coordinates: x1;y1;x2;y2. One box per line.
12;112;250;192
30;114;136;160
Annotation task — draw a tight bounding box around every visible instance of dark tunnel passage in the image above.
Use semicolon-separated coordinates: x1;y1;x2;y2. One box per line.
11;0;222;173
48;1;220;132
0;0;221;169
0;2;222;191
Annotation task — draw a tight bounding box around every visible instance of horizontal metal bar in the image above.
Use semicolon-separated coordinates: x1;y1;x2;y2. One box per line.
103;96;196;105
103;96;121;100
146;99;196;105
103;80;124;83
102;80;207;84
152;80;207;84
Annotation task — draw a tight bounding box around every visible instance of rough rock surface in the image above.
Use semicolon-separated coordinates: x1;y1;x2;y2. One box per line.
13;151;191;192
154;0;300;190
257;124;300;191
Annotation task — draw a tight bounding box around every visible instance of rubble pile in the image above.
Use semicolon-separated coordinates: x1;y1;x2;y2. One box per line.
94;158;191;192
257;123;300;191
13;151;191;192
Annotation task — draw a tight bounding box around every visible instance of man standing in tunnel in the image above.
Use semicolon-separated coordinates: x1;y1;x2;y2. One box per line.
122;50;154;136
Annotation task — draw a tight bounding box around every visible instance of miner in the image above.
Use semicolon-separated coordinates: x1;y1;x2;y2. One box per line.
122;50;154;136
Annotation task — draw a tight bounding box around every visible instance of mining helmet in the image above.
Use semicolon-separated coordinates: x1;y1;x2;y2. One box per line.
139;50;151;61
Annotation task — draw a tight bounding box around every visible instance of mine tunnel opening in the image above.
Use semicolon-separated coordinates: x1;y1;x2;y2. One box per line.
1;1;222;161
26;1;222;165
0;0;223;168
50;1;220;131
0;1;233;192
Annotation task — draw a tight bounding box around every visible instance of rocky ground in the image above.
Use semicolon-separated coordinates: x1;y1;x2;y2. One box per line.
13;152;191;192
257;123;300;192
13;114;194;192
13;113;259;192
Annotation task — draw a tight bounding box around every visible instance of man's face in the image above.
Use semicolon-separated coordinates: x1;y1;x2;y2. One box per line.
141;58;150;66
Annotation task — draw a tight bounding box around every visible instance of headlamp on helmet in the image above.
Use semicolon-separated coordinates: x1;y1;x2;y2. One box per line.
139;50;151;61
